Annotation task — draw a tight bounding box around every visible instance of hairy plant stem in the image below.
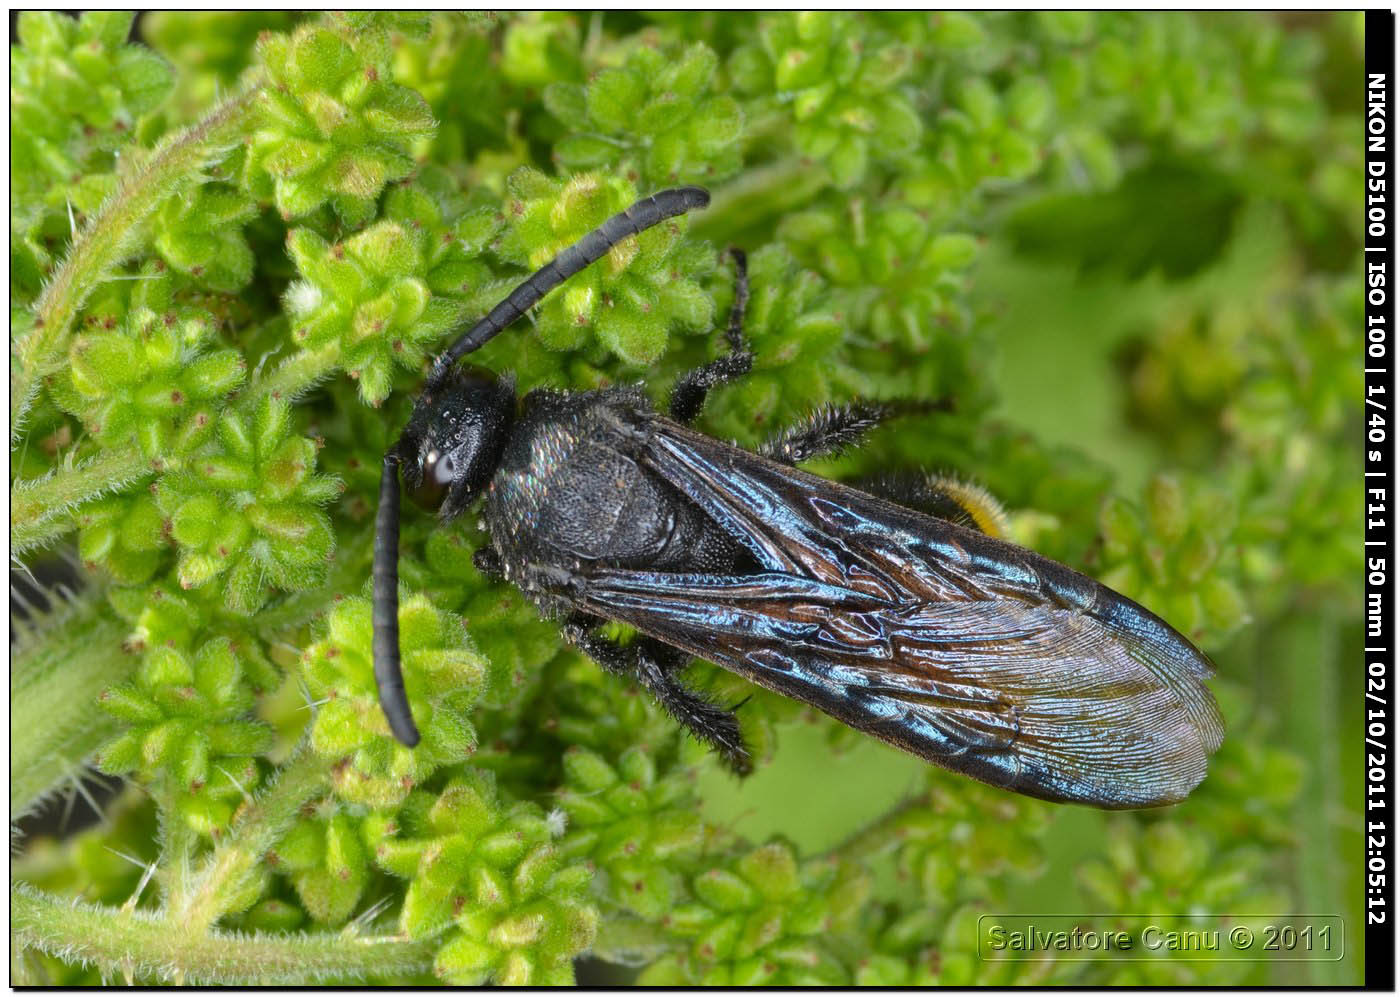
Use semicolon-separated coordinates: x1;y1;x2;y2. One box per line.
11;85;260;443
246;342;343;407
11;585;136;818
831;792;933;863
11;446;157;558
169;744;329;929
12;882;436;985
154;789;201;910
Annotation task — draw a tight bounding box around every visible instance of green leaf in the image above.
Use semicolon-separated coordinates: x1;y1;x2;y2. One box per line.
17;11;76;54
78;11;135;50
586;68;644;132
289;27;358;91
542;82;587;124
115;48;175;115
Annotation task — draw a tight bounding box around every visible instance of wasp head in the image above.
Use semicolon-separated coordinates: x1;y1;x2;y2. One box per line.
399;365;516;520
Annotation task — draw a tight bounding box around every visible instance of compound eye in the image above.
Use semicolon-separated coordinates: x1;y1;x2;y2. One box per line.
409;448;451;510
432;451;457;487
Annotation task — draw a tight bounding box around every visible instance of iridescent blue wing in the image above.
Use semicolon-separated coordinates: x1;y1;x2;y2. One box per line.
569;416;1223;809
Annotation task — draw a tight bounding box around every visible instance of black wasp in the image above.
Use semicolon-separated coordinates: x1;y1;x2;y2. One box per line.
373;187;1223;809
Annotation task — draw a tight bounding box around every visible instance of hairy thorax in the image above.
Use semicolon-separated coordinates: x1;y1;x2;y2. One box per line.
484;388;740;586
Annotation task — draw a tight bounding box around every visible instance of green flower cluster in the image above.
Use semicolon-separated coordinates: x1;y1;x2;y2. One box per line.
529;652;700;771
557;745;704;920
153;398;340;612
894;772;1054;909
479;168;716;368
300;595;487;808
547;41;744;187
108;580;200;655
842;773;1063;985
371;768;598;984
1062;14;1324;159
75;491;167;583
282;179;492;403
270;799;371;925
10;11;173;298
639;840;870;985
1098;474;1250;650
95;638;270;834
152;184;260;292
412;526;562;712
242;19;435;225
1126;273;1361;609
922;70;1053;197
729;13;921;190
1078;818;1291;985
777;198;987;407
692;243;844;445
1184;708;1306;852
51;288;244;459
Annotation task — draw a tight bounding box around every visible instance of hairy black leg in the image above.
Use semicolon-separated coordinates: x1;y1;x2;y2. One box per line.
633;649;753;775
669;249;753;424
642;637;693;676
758;397;952;466
472;544;505;580
720;247;749;352
852;472;1009;537
668;351;753;425
559;615;753;775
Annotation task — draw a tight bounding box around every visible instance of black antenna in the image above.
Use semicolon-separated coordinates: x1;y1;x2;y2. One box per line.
374;186;712;746
373;448;419;744
426;186;711;385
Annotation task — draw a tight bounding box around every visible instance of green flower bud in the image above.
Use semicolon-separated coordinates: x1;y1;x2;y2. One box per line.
695;869;758;912
75;492;168;583
93;729;145;775
244;898;306;933
246;20;433;221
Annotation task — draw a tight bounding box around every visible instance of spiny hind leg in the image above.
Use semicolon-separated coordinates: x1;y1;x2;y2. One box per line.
669;248;753;425
758;397;951;466
559;615;752;775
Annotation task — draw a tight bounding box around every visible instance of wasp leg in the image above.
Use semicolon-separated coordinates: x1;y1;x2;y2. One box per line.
559;615;753;775
669;248;753;425
669;351;753;425
756;397;946;465
472;544;505;580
